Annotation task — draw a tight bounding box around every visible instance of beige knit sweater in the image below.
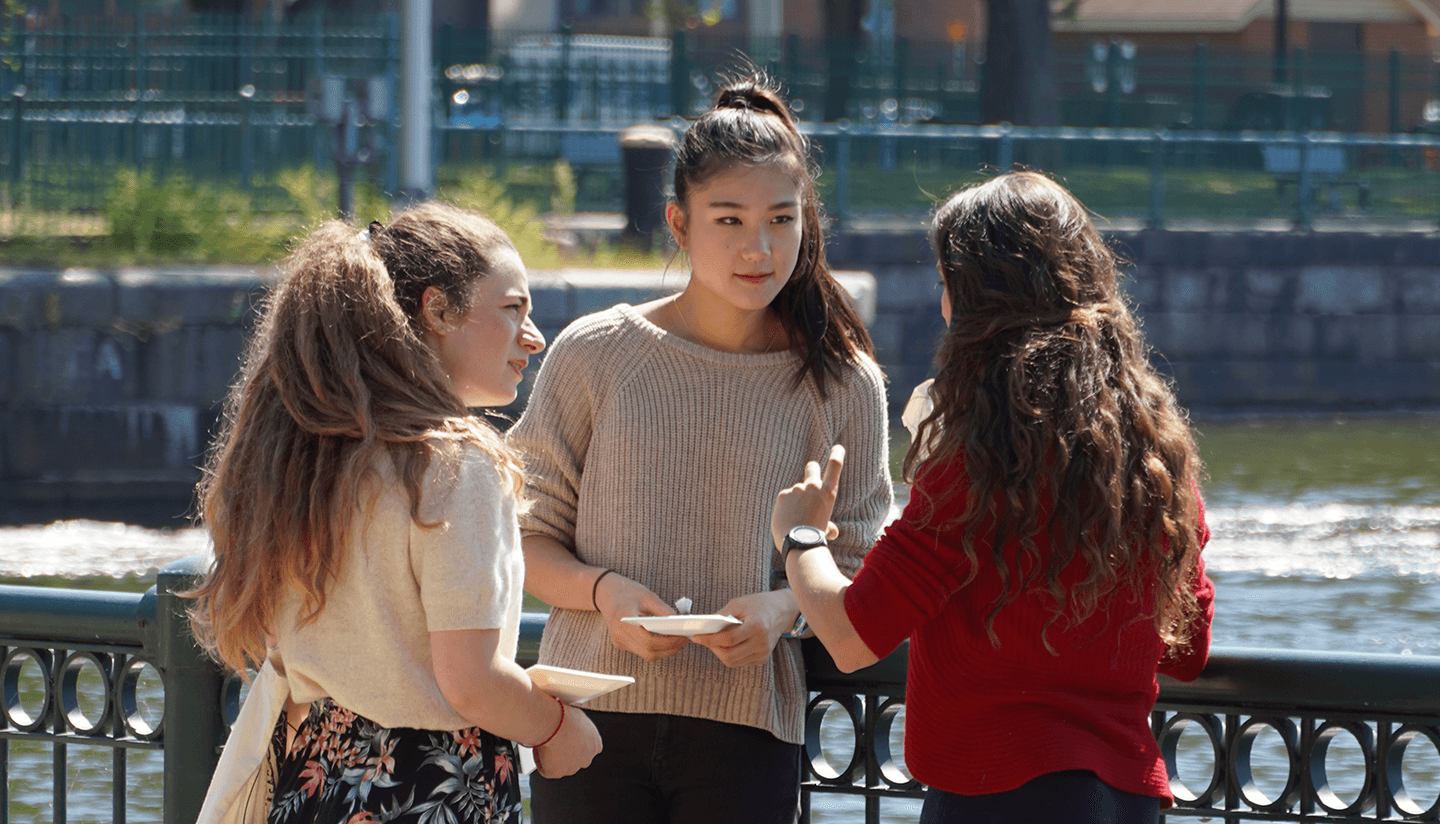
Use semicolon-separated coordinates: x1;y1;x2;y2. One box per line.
510;304;891;744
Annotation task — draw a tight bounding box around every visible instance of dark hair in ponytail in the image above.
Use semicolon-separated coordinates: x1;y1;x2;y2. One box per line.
672;71;873;394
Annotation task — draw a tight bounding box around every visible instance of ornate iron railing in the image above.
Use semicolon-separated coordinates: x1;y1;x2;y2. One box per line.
0;556;1436;824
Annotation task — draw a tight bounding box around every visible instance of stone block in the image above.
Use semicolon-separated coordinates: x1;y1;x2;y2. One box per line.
872;266;942;312
1395;316;1440;359
115;268;266;328
1146;312;1248;359
0;330;11;404
883;364;935;417
1296;267;1387;315
0;270;59;330
1315;316;1400;360
1121;265;1161;311
26;328;116;404
1268;315;1318;357
196;328;247;403
526;273;578;328
1241;269;1294;313
1397;270;1440;313
2;403;205;476
867;315;904;361
52;269;118;326
1166;269;1234;313
1205;233;1249;267
900;311;946;365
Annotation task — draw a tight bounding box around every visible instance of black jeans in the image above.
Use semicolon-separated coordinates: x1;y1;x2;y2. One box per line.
529;710;801;824
919;770;1160;824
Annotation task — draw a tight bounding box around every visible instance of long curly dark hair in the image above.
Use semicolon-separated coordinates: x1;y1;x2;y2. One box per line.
905;171;1204;651
671;70;873;394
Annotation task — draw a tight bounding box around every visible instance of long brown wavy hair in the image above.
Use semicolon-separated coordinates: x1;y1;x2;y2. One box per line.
672;71;873;394
905;171;1204;651
188;202;526;674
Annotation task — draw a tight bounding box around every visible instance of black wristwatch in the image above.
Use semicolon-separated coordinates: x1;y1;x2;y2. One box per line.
781;525;828;561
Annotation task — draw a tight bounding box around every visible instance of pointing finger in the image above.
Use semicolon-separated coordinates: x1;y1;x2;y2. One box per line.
822;445;846;495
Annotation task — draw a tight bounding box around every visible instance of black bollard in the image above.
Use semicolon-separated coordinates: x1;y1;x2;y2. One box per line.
619;124;676;250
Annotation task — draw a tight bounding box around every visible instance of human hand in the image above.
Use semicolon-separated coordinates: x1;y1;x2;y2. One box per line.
534;703;602;778
593;571;689;662
691;590;795;668
771;445;846;551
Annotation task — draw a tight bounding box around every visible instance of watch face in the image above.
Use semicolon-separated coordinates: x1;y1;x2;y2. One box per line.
789;525;825;546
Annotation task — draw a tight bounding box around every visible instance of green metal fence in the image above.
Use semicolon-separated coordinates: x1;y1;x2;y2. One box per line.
4;12;1440;223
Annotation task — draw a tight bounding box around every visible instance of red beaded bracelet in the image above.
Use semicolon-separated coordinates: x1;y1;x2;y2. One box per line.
533;698;565;749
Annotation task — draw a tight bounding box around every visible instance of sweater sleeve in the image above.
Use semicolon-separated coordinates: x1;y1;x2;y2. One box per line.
508;324;600;549
827;356;894;579
843;459;974;659
411;445;520;632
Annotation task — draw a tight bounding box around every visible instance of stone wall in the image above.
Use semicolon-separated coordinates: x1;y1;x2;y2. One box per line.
3;229;1439;524
838;228;1440;411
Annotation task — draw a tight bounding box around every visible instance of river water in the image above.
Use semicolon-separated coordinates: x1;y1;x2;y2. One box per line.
1;415;1437;822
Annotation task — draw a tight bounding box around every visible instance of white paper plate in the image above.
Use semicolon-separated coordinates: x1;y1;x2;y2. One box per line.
620;614;742;637
526;664;635;705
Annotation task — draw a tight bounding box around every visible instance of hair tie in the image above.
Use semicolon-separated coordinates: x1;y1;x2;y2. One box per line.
357;220;384;243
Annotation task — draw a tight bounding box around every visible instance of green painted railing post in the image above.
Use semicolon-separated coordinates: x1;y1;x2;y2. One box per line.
385;11;401;197
1389;49;1402;135
156;556;225;824
8;85;22;195
133;12;145;172
893;36;908;104
1149;130;1167;229
833;124;850;228
669;29;688;117
556;22;571;124
1192;41;1207;129
1295;132;1313;230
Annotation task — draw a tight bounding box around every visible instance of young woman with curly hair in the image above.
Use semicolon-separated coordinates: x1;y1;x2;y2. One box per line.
771;171;1215;824
189;202;600;824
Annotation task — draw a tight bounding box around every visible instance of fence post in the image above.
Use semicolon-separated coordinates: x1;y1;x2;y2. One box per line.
155;556;225;824
1389;49;1401;135
8;85;22;196
134;12;146;172
1149;130;1166;229
1295;133;1313;230
997;122;1013;172
669;29;688;117
556;22;571;124
1192;42;1207;129
834;124;851;228
893;36;908;105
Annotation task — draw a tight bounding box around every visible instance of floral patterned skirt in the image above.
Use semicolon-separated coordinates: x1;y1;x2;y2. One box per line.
266;698;523;824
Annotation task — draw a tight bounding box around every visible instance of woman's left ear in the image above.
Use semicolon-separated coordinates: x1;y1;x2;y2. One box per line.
420;286;454;336
665;202;687;251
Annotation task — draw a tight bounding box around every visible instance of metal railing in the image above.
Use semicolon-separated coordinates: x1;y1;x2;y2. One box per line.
0;556;1437;824
6;12;1440;222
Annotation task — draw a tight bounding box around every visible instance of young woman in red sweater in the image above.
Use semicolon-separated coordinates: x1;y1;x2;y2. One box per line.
770;171;1215;824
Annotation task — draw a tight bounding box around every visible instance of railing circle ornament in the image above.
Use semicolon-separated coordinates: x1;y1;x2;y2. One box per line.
872;698;918;789
804;694;862;783
1158;712;1223;806
1231;716;1301;812
59;651;113;735
118;657;165;741
1385;724;1440;819
1310;721;1376;816
2;647;53;732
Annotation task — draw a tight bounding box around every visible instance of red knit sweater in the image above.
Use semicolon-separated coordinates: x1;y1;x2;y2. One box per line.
843;459;1214;803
